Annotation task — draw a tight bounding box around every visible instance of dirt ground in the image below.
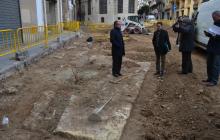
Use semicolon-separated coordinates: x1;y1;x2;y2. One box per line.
0;27;220;140
121;30;220;140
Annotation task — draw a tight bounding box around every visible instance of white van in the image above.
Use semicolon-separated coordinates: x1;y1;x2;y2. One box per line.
194;0;220;49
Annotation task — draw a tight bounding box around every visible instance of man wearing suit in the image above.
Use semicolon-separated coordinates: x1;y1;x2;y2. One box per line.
110;21;125;77
152;22;171;77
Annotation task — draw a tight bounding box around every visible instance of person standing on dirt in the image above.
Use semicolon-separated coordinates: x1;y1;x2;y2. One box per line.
110;20;125;77
203;11;220;86
172;16;195;74
152;22;171;77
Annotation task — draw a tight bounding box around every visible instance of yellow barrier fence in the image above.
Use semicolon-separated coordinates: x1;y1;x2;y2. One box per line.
63;21;80;32
0;21;80;57
0;29;17;56
17;26;47;51
87;23;112;33
48;24;62;40
158;20;176;26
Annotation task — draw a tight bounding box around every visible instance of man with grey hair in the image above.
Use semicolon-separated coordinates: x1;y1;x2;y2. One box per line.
172;16;195;74
203;11;220;86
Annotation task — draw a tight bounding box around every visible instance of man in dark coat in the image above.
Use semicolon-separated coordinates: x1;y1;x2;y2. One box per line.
152;22;171;77
203;11;220;86
110;21;125;77
173;16;195;74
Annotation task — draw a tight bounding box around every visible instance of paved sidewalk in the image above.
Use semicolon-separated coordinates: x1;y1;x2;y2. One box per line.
0;32;80;80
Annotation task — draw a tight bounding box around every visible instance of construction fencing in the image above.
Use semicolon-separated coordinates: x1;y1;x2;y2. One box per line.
0;21;80;57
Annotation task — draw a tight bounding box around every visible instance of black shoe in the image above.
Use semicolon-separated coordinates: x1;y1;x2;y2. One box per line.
202;79;210;83
206;82;217;87
113;74;119;77
154;72;160;75
178;72;187;75
118;73;122;76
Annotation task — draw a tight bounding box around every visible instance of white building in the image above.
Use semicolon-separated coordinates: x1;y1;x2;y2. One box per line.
19;0;77;27
79;0;138;23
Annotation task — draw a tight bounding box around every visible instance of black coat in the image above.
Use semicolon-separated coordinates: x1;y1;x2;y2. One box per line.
110;27;125;56
152;29;171;54
206;21;220;55
173;22;195;52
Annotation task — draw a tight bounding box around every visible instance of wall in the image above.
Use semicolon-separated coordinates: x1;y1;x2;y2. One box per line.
20;0;38;26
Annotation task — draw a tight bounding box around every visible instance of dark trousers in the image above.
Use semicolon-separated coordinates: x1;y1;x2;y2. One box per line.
182;52;193;74
207;53;220;84
112;55;122;75
155;52;166;73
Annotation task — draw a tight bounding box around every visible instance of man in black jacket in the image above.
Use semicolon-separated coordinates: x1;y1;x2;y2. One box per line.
203;11;220;86
173;16;195;74
110;21;125;77
152;22;171;77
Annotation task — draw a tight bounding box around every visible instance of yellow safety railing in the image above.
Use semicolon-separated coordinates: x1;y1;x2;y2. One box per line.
48;24;62;40
17;26;47;51
157;20;176;26
0;21;80;57
87;23;112;33
62;21;80;32
0;29;17;56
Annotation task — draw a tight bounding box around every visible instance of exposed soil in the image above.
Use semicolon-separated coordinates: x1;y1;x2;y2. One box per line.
0;27;219;140
121;30;220;140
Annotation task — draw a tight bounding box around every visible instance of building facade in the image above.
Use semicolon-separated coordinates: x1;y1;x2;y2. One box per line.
164;0;203;20
77;0;138;23
147;0;204;20
149;0;166;19
0;0;77;29
62;0;77;22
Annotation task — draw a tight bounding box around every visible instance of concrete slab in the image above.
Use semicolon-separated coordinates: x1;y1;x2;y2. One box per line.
54;56;150;140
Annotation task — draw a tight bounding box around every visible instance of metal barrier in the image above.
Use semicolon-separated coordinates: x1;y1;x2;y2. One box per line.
63;21;80;32
158;20;176;26
0;21;80;57
17;26;47;51
0;29;17;56
48;24;62;40
87;23;112;33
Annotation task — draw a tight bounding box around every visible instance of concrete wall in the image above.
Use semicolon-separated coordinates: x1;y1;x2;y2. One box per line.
46;1;57;25
62;0;76;21
36;0;44;26
20;0;38;26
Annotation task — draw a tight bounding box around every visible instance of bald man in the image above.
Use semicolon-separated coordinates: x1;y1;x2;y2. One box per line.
203;11;220;86
110;21;125;77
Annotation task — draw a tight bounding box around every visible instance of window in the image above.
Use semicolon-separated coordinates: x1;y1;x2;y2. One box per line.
101;17;105;23
88;0;91;15
128;0;135;13
118;0;123;13
99;0;107;14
